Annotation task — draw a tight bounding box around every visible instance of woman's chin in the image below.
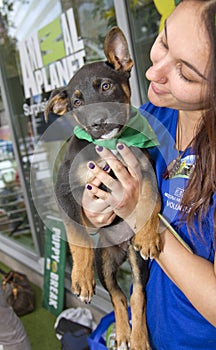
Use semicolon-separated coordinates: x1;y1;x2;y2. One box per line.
147;88;171;108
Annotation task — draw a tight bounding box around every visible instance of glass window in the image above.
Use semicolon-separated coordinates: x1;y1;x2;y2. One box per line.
125;0;179;103
125;0;161;103
0;0;120;308
0;0;117;250
0;91;35;251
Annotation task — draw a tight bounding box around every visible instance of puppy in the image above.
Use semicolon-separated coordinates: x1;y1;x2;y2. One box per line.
45;27;161;350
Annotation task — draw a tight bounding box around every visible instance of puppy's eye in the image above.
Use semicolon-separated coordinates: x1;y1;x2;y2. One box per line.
101;82;111;91
73;99;82;107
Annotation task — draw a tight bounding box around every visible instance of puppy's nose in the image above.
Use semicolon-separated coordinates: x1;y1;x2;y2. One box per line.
91;118;106;130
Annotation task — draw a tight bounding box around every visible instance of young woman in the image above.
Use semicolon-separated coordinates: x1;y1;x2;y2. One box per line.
82;1;216;348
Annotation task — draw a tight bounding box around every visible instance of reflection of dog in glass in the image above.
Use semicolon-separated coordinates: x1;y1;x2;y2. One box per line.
45;27;161;349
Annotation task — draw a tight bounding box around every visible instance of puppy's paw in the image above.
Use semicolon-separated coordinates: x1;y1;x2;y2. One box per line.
130;336;151;350
130;325;151;350
115;340;130;350
130;342;151;350
132;228;161;260
115;324;131;350
117;343;129;350
71;267;96;303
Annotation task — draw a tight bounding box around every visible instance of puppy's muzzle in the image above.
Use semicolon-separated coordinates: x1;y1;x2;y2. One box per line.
87;120;123;139
75;102;130;140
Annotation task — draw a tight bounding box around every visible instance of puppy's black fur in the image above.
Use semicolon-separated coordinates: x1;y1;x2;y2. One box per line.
45;27;161;350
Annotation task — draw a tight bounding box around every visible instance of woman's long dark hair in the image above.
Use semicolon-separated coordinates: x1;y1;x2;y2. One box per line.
180;0;216;231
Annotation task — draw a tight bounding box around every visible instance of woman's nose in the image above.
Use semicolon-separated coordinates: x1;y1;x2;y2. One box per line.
146;61;168;84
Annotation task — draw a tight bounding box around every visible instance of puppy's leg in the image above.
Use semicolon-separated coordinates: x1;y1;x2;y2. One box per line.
133;178;161;259
65;220;95;303
95;241;131;349
129;245;150;350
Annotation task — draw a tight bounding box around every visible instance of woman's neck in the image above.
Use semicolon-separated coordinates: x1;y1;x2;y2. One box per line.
177;110;201;151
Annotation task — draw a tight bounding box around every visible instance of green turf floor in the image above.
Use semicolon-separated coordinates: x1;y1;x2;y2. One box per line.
0;262;61;350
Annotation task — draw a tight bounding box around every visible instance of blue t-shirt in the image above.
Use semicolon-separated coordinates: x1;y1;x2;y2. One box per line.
139;102;216;350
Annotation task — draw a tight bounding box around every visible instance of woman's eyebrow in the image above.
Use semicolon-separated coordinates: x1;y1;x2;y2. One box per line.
165;19;207;81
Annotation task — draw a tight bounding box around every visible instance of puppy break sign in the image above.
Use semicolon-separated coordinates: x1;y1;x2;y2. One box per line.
43;216;66;316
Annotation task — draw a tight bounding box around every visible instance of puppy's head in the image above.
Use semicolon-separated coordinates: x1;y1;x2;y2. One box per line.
45;27;134;140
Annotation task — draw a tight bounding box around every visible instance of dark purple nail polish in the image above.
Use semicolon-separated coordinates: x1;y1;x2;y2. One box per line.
86;184;92;190
103;164;110;171
88;162;95;169
96;146;103;152
117;144;124;150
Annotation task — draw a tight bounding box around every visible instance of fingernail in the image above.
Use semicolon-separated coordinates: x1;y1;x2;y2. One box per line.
96;146;103;152
86;184;92;190
117;143;124;150
88;162;95;169
103;164;110;171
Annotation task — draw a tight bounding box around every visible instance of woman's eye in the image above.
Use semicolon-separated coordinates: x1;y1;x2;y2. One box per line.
177;64;193;83
101;82;111;91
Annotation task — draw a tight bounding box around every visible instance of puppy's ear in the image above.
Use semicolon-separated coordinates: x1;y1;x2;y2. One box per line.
44;89;69;122
104;26;133;73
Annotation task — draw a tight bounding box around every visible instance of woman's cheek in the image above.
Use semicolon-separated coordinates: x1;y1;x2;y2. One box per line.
171;83;204;107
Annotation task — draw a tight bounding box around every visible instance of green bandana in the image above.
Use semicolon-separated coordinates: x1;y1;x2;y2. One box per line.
73;107;159;150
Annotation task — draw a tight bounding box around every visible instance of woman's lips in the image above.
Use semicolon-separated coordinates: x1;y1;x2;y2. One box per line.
150;82;168;96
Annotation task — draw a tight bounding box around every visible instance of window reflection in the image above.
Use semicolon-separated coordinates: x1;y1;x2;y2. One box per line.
126;0;160;102
0;0;116;257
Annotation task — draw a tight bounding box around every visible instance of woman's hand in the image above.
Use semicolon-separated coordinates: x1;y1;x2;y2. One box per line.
82;143;142;227
82;175;117;228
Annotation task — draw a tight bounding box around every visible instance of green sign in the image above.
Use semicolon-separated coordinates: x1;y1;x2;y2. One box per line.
43;216;66;316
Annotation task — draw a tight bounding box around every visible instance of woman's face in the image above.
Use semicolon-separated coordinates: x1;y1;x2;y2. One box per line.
146;1;210;113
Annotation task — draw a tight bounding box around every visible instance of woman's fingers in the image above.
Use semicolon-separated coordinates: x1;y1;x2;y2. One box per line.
86;144;142;219
86;167;125;209
83;183;111;212
85;177;102;198
116;143;142;178
85;181;123;207
82;185;116;228
95;145;131;184
87;161;122;193
82;157;117;227
95;144;142;186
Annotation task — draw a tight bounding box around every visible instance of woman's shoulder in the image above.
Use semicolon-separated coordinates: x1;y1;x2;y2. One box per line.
139;102;178;141
139;102;178;127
